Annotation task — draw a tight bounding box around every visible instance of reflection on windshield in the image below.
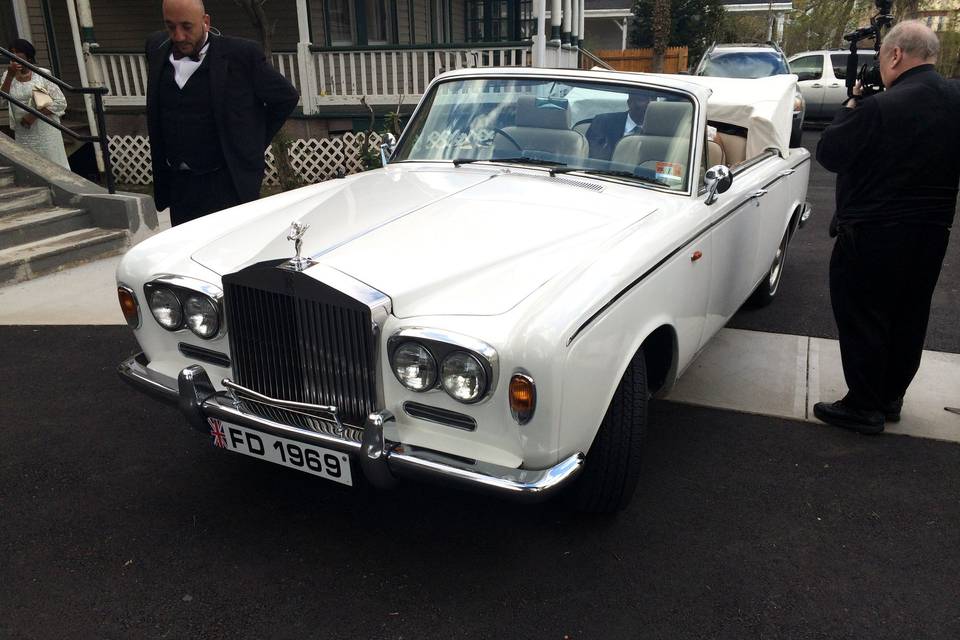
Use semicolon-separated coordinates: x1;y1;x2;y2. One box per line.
392;78;696;191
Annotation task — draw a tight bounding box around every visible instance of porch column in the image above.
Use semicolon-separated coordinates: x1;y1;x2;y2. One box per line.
579;2;585;47
533;0;547;67
12;0;32;39
775;12;786;42
619;18;627;51
295;0;319;115
70;0;106;174
551;0;562;42
562;0;571;44
570;0;579;44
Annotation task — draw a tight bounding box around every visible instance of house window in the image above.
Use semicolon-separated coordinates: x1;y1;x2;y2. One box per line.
365;0;393;45
327;0;395;46
466;0;531;42
328;0;354;46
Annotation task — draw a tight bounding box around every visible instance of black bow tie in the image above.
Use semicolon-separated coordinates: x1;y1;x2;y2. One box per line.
172;51;201;62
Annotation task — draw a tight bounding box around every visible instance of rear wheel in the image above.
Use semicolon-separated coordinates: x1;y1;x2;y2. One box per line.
749;225;790;307
569;351;648;513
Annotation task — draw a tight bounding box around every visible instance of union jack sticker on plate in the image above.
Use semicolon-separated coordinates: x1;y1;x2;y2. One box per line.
208;417;227;448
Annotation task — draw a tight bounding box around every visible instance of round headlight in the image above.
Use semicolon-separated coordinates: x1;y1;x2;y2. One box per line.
183;294;220;339
441;351;487;403
392;342;437;391
148;287;182;330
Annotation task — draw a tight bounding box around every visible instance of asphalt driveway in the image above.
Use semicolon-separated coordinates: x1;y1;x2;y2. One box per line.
2;326;959;639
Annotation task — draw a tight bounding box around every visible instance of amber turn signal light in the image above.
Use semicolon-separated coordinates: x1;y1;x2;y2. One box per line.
509;374;536;425
117;286;140;328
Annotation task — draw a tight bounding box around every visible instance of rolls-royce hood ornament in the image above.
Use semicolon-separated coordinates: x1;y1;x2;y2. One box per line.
280;221;316;272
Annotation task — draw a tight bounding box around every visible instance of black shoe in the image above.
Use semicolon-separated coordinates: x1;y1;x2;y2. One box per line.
813;400;885;434
883;397;903;423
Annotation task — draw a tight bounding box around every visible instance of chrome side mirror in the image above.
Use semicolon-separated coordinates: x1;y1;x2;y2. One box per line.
704;165;733;205
379;132;398;166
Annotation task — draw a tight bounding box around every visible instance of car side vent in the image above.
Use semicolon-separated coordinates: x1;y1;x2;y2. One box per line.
403;402;477;431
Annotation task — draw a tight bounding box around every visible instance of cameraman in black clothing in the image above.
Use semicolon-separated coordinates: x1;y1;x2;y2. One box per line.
815;20;960;434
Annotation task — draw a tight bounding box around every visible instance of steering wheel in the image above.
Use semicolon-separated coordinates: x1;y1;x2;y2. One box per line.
572;117;594;129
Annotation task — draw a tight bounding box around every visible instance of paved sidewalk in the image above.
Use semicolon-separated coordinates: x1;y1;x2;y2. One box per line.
666;328;960;443
1;219;957;443
0;209;169;325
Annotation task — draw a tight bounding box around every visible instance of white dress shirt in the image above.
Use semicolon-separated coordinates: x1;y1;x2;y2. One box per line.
623;113;642;136
169;36;210;89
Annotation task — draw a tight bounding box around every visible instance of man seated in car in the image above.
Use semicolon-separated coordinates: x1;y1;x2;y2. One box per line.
586;90;654;161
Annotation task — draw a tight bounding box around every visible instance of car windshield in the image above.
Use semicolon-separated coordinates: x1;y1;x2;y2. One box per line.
392;77;696;192
700;51;789;79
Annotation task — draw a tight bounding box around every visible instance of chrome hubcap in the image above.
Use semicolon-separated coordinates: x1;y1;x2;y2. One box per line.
767;233;788;291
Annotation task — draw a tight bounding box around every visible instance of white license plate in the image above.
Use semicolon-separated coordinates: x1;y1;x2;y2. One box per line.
207;418;353;486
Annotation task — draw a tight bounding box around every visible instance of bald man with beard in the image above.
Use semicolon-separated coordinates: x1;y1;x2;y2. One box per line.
814;20;960;434
146;0;299;225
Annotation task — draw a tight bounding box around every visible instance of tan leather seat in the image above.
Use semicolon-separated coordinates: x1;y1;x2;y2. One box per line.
494;96;588;159
610;101;694;172
715;131;747;166
707;139;726;167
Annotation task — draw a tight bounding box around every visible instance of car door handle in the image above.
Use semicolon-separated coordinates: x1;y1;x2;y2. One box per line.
829;83;841;87
811;83;823;88
750;189;768;198
778;169;795;177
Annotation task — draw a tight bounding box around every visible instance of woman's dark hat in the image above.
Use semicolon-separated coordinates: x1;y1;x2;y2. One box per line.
9;38;36;63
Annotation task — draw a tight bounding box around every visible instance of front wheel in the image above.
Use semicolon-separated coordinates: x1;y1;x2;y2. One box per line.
568;351;648;513
749;225;790;307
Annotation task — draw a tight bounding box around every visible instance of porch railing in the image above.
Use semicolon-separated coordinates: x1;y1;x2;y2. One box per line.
92;50;302;107
91;42;542;110
310;43;532;105
0;45;116;193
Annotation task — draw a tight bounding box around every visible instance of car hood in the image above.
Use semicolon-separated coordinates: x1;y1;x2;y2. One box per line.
192;166;659;317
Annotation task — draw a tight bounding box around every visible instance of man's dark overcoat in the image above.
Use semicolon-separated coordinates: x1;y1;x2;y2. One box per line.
585;111;630;161
145;32;299;212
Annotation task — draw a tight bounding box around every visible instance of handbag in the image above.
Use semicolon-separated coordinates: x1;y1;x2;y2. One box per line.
31;85;53;111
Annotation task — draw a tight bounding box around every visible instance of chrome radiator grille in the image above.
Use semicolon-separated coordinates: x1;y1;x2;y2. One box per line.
223;268;378;428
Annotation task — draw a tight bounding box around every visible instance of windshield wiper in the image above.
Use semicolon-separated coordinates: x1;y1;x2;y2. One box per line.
550;167;671;187
452;156;567;169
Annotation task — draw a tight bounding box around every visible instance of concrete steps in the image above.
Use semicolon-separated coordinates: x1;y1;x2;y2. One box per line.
0;166;130;286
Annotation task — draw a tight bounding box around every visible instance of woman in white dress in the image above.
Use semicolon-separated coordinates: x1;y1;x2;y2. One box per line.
1;39;70;168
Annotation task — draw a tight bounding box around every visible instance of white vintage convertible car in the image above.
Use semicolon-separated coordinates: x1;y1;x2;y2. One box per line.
118;67;810;512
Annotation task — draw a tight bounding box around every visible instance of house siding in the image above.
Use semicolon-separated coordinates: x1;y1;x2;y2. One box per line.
89;0;301;52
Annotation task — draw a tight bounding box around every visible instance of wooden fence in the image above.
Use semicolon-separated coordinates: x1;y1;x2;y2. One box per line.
584;47;689;73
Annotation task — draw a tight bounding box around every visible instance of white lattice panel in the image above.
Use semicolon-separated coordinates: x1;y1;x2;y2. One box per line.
109;132;384;187
109;135;154;185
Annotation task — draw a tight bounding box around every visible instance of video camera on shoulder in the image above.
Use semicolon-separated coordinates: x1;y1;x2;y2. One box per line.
843;0;896;98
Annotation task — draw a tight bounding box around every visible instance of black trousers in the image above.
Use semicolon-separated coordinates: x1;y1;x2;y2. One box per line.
829;222;950;410
168;166;241;227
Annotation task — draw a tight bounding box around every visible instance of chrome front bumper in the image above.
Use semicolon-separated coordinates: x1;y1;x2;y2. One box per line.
118;354;583;502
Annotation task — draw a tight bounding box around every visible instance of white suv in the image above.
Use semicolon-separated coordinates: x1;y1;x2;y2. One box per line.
788;50;877;120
